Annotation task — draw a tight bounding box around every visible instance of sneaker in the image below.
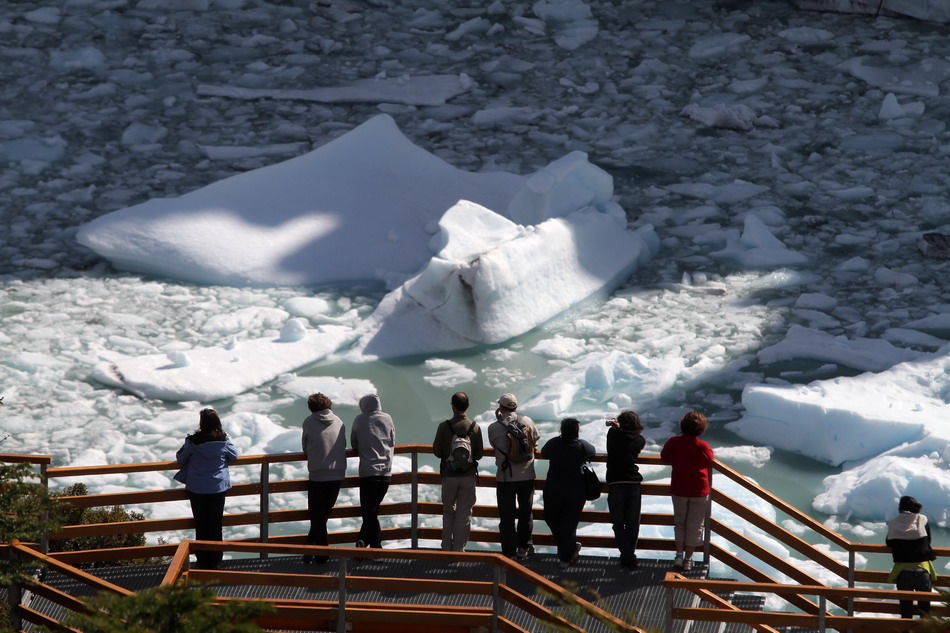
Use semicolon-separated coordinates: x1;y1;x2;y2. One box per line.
571;542;581;564
355;539;367;549
525;544;535;557
515;547;528;561
672;554;684;569
682;558;693;572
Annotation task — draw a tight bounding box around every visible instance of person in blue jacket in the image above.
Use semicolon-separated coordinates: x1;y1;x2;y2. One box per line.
176;408;238;569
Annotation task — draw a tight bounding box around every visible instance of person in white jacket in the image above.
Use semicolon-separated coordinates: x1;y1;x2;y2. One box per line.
885;495;936;620
301;393;346;564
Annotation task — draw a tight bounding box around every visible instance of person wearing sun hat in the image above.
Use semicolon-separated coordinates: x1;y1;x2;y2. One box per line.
488;392;540;560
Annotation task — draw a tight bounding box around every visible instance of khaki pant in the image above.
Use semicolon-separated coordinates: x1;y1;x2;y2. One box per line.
441;475;477;551
672;495;708;549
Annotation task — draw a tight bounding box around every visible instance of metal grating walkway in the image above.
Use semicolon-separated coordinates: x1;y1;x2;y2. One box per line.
24;553;768;633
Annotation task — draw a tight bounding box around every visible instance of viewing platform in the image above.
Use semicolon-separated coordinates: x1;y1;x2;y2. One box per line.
2;447;947;633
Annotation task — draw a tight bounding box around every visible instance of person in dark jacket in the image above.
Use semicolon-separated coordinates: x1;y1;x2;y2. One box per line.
606;410;645;568
541;417;595;568
301;393;346;564
175;408;238;570
660;411;714;572
432;392;483;551
886;495;936;619
350;394;395;549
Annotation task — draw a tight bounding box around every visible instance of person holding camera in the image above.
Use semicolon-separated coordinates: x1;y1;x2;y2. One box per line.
606;411;645;569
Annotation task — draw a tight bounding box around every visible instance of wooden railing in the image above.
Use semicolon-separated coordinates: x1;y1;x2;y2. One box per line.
7;538;643;633
663;572;947;632
4;446;948;632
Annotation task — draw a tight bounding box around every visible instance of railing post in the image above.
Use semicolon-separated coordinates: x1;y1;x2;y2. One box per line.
492;564;505;633
847;549;855;616
4;547;22;631
337;556;348;633
410;450;418;549
40;462;49;554
702;493;712;566
259;459;269;559
663;580;674;633
818;594;826;633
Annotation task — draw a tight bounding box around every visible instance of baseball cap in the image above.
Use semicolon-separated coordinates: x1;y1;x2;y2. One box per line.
497;393;518;409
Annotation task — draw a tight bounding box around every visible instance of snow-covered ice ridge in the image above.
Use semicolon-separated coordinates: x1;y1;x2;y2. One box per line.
1;0;948;553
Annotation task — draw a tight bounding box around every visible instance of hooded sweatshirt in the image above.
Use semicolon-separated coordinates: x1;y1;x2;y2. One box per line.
301;408;346;482
350;394;395;477
433;413;483;477
886;511;934;563
176;436;238;494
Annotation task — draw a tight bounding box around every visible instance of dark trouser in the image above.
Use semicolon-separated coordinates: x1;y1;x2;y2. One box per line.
543;491;585;563
188;490;226;570
896;568;932;619
608;483;642;564
497;480;535;556
307;480;342;558
358;475;390;548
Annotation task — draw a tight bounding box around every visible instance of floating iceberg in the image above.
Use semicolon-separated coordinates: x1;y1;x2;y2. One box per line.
349;202;659;359
728;346;950;466
76;114;524;286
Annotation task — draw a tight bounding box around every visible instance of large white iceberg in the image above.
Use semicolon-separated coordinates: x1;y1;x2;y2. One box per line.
727;347;950;466
349;202;660;358
76;114;524;286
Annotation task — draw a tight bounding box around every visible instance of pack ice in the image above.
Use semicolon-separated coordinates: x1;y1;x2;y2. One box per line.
728;347;950;526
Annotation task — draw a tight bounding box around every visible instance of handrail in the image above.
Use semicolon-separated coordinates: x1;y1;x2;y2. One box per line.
163;540;645;633
6;447;949;613
664;573;947;632
0;453;51;465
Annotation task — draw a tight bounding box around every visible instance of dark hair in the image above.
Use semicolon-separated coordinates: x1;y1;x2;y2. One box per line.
188;408;226;443
617;410;643;432
451;392;469;412
898;495;922;514
560;417;580;441
308;393;332;412
679;411;707;437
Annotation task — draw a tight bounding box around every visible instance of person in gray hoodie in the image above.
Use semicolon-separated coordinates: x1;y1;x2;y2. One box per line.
350;394;395;549
301;393;346;564
432;392;483;551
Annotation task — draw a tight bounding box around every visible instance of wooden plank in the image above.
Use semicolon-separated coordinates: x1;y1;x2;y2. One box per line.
22;581;94;615
707;544;818;614
160;541;191;586
663;573;950;603
16;605;80;633
190;569;338;589
711;519;834;593
11;541;133;596
497;555;645;633
0;453;51;465
712;491;848;578
711;460;852;548
672;608;932;632
50;543;179;564
347;575;493;595
499;584;587;633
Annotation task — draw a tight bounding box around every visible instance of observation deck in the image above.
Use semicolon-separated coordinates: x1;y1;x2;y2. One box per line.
2;446;947;632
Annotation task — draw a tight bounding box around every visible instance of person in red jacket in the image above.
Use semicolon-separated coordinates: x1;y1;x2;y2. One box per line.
660;411;714;571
